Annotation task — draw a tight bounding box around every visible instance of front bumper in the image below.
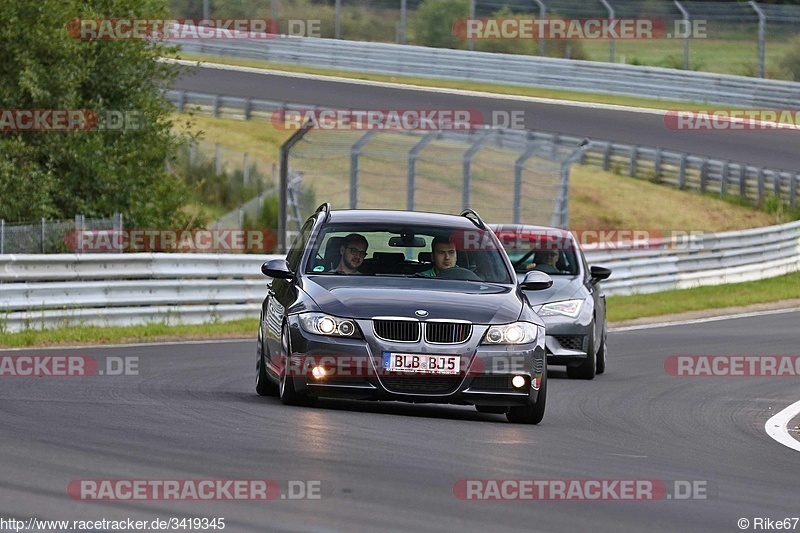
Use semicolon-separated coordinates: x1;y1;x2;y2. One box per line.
285;317;546;407
539;313;593;366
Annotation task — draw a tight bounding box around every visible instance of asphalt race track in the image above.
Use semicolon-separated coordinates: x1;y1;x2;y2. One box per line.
172;64;800;172
1;310;798;532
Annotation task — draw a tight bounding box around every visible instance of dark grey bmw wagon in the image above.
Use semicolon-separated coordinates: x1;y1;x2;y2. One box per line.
256;204;552;423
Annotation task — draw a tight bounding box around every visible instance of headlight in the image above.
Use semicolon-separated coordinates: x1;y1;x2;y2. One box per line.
481;322;538;345
299;313;361;338
538;299;583;318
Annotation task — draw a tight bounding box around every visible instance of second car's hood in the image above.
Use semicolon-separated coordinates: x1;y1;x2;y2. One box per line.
519;276;584;306
301;275;523;324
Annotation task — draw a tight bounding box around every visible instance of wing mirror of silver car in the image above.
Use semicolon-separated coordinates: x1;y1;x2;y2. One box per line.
520;270;553;291
589;265;612;285
261;259;294;279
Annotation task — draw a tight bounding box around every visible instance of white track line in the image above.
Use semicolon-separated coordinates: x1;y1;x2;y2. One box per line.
766;400;800;453
609;307;800;332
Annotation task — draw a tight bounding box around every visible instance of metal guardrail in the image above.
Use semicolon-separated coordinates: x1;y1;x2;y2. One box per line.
174;35;800;108
167;89;800;208
0;254;280;333
2;220;799;332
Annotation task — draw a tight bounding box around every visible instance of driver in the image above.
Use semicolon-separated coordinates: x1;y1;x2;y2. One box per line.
420;235;457;277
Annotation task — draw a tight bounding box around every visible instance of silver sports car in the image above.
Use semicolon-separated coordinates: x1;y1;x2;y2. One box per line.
490;224;612;380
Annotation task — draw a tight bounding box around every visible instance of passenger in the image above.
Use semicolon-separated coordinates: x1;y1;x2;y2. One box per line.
527;250;560;274
331;233;368;275
420;235;457;277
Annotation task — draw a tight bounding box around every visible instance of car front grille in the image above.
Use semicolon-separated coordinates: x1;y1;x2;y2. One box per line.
381;376;461;394
425;322;472;344
373;319;420;342
372;319;472;344
470;375;514;390
554;335;585;351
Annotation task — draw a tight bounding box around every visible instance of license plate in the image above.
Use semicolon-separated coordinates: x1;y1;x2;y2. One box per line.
382;352;461;374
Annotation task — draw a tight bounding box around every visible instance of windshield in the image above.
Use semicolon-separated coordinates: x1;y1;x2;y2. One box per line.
495;230;580;276
304;224;514;283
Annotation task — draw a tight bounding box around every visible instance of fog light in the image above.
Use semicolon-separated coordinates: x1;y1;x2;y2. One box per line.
311;366;327;379
511;375;526;389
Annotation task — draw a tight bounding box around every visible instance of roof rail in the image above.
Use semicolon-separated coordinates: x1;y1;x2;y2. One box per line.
460;209;486;230
315;202;332;223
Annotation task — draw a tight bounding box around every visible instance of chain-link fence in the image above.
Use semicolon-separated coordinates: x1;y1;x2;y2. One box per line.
283;128;588;243
168;0;800;78
0;215;122;254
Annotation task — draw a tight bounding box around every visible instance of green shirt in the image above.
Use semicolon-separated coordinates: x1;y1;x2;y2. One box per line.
419;267;437;277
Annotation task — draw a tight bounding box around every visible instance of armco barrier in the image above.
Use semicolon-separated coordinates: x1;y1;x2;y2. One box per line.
2;221;800;332
173;34;800;108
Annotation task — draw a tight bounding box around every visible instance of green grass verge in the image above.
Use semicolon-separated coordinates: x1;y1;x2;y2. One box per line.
0;319;258;349
607;271;800;323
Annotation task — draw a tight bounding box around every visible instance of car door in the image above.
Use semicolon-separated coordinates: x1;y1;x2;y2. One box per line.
263;218;315;376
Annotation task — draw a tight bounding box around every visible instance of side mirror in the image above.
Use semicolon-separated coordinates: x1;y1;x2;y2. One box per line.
520;270;553;291
261;259;294;280
589;265;612;285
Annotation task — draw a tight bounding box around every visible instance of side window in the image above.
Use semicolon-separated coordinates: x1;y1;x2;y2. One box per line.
286;219;315;272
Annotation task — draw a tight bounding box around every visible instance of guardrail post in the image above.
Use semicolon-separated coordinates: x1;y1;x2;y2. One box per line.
350;130;379;209
750;1;766;78
243;98;251;120
697;158;707;192
602;143;612;171
792;173;797;207
41;217;45;253
654;148;662;179
178;90;186;113
335;0;342;39
757;168;765;201
213;94;220;117
678;154;688;189
0;219;4;254
674;1;690;70
774;170;781;198
407;132;439;211
629;145;638;177
739;164;747;200
720;162;729;197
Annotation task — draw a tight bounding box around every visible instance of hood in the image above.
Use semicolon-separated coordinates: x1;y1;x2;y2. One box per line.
301;275;522;324
519;275;584;306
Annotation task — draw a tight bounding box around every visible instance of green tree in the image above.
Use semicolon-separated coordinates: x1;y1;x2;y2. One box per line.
0;0;194;228
411;0;468;49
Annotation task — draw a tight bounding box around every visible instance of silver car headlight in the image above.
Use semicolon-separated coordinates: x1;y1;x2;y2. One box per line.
538;299;583;318
299;313;362;338
481;322;538;345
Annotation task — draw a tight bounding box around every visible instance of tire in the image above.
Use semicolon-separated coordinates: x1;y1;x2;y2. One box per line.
506;369;546;424
278;324;316;407
566;334;596;380
256;350;278;396
596;331;607;375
